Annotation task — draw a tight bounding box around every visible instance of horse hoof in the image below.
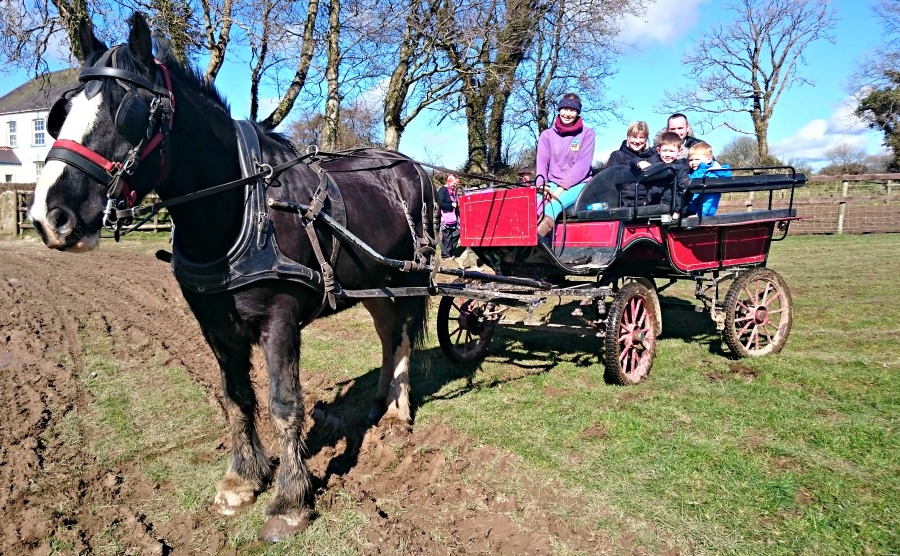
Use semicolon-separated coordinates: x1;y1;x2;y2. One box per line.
378;415;413;435
259;512;314;542
212;491;257;516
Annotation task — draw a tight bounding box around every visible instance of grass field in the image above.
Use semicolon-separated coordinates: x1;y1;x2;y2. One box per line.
73;233;899;555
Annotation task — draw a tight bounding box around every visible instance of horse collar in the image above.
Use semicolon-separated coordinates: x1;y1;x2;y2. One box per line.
170;120;341;296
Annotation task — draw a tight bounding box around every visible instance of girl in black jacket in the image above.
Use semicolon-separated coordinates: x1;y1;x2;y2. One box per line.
605;121;654;167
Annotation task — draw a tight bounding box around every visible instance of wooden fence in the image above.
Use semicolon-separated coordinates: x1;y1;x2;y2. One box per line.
713;173;900;235
5;189;171;235
4;173;900;236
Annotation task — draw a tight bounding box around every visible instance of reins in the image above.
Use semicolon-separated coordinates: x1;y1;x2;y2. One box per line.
111;147;529;239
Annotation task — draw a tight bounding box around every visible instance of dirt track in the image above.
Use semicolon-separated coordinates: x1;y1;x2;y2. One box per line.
0;237;659;555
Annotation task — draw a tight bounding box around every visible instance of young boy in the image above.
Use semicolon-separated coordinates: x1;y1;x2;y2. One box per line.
685;142;731;217
633;132;691;218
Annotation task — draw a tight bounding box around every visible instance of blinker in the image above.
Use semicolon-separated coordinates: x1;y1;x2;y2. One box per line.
115;91;152;145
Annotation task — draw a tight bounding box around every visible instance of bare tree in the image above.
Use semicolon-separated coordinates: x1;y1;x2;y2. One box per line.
517;0;644;138
717;136;764;169
854;1;900;171
254;0;320;129
660;0;837;163
849;0;900;90
430;0;544;173
0;0;89;71
286;100;381;149
381;0;458;150
823;143;868;174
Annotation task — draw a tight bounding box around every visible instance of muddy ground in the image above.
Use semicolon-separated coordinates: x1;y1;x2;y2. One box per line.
0;237;669;555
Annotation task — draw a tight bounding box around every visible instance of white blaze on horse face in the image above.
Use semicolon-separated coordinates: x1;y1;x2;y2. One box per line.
29;91;104;224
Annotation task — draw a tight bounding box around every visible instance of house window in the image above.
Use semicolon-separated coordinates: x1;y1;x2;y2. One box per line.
34;161;44;179
7;122;16;148
33;119;45;146
4;175;12;183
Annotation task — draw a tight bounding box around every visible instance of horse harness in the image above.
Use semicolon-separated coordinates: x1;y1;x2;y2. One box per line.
171;121;434;318
43;48;435;317
45;45;175;232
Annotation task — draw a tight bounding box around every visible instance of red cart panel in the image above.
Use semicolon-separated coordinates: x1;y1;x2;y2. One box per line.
459;187;537;247
721;223;773;266
667;222;773;272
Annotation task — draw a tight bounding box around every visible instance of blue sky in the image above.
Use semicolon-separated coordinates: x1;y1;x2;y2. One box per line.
1;0;884;171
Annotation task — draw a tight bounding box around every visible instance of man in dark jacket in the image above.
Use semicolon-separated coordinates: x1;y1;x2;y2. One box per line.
666;113;703;160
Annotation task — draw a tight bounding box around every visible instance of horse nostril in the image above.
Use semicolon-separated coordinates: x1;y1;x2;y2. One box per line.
47;207;75;236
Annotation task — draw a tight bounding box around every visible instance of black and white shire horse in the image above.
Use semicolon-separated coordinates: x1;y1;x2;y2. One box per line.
29;13;436;540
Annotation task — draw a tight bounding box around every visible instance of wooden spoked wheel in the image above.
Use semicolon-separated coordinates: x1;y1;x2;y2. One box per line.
604;282;657;385
436;296;497;363
723;268;793;357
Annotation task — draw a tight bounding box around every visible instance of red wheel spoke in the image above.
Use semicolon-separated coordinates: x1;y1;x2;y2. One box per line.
759;281;774;306
737;319;755;338
759;290;776;309
634;305;647;328
742;325;758;351
450;327;464;342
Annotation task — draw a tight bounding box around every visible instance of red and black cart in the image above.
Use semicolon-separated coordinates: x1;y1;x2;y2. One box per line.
434;166;804;385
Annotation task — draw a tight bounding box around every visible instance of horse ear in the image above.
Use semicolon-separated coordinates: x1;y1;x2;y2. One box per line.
77;17;106;60
127;12;154;68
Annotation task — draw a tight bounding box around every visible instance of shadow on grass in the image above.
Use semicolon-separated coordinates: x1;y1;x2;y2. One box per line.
304;293;730;491
657;295;732;358
302;318;601;490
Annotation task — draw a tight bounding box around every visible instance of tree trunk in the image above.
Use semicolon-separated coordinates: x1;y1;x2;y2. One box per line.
465;85;489;174
54;0;90;61
248;0;273;121
754;119;769;163
258;0;320;131
382;8;418;151
201;0;234;85
484;0;539;171
322;0;341;150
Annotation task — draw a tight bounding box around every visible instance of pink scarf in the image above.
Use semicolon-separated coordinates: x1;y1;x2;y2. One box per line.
553;115;583;136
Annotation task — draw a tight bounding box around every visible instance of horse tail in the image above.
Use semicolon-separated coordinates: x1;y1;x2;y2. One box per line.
410;294;430;350
410;160;433;351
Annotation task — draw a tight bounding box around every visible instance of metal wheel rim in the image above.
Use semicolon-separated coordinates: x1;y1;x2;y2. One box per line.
616;295;655;382
732;276;789;355
446;298;492;358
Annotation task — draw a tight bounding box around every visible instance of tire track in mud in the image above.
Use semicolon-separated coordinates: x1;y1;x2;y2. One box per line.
1;239;665;555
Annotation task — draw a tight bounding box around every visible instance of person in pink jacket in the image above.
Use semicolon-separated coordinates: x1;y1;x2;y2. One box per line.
535;93;596;237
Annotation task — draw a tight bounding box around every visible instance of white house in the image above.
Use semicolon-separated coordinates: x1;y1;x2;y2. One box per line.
0;69;78;184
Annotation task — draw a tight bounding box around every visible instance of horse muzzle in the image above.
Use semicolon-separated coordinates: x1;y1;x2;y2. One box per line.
33;206;100;252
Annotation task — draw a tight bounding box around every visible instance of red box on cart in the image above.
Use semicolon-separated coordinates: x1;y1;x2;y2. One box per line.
458;186;537;247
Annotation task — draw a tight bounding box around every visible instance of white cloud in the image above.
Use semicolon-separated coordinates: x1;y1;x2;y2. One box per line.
617;0;713;46
773;97;883;166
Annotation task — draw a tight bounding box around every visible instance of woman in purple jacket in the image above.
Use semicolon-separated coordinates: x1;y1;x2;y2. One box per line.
535;93;596;237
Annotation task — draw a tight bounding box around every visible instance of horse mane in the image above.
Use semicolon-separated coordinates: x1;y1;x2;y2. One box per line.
153;42;297;152
151;42;232;115
83;38;295;153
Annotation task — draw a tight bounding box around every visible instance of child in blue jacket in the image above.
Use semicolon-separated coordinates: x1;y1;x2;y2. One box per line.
686;142;731;216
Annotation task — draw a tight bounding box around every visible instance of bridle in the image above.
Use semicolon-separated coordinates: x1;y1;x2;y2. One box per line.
45;45;175;234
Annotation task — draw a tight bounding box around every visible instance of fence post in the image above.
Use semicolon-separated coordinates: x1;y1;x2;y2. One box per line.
836;180;849;234
0;191;16;236
746;191;754;212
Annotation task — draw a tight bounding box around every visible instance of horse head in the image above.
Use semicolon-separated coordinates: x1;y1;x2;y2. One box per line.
29;13;173;251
